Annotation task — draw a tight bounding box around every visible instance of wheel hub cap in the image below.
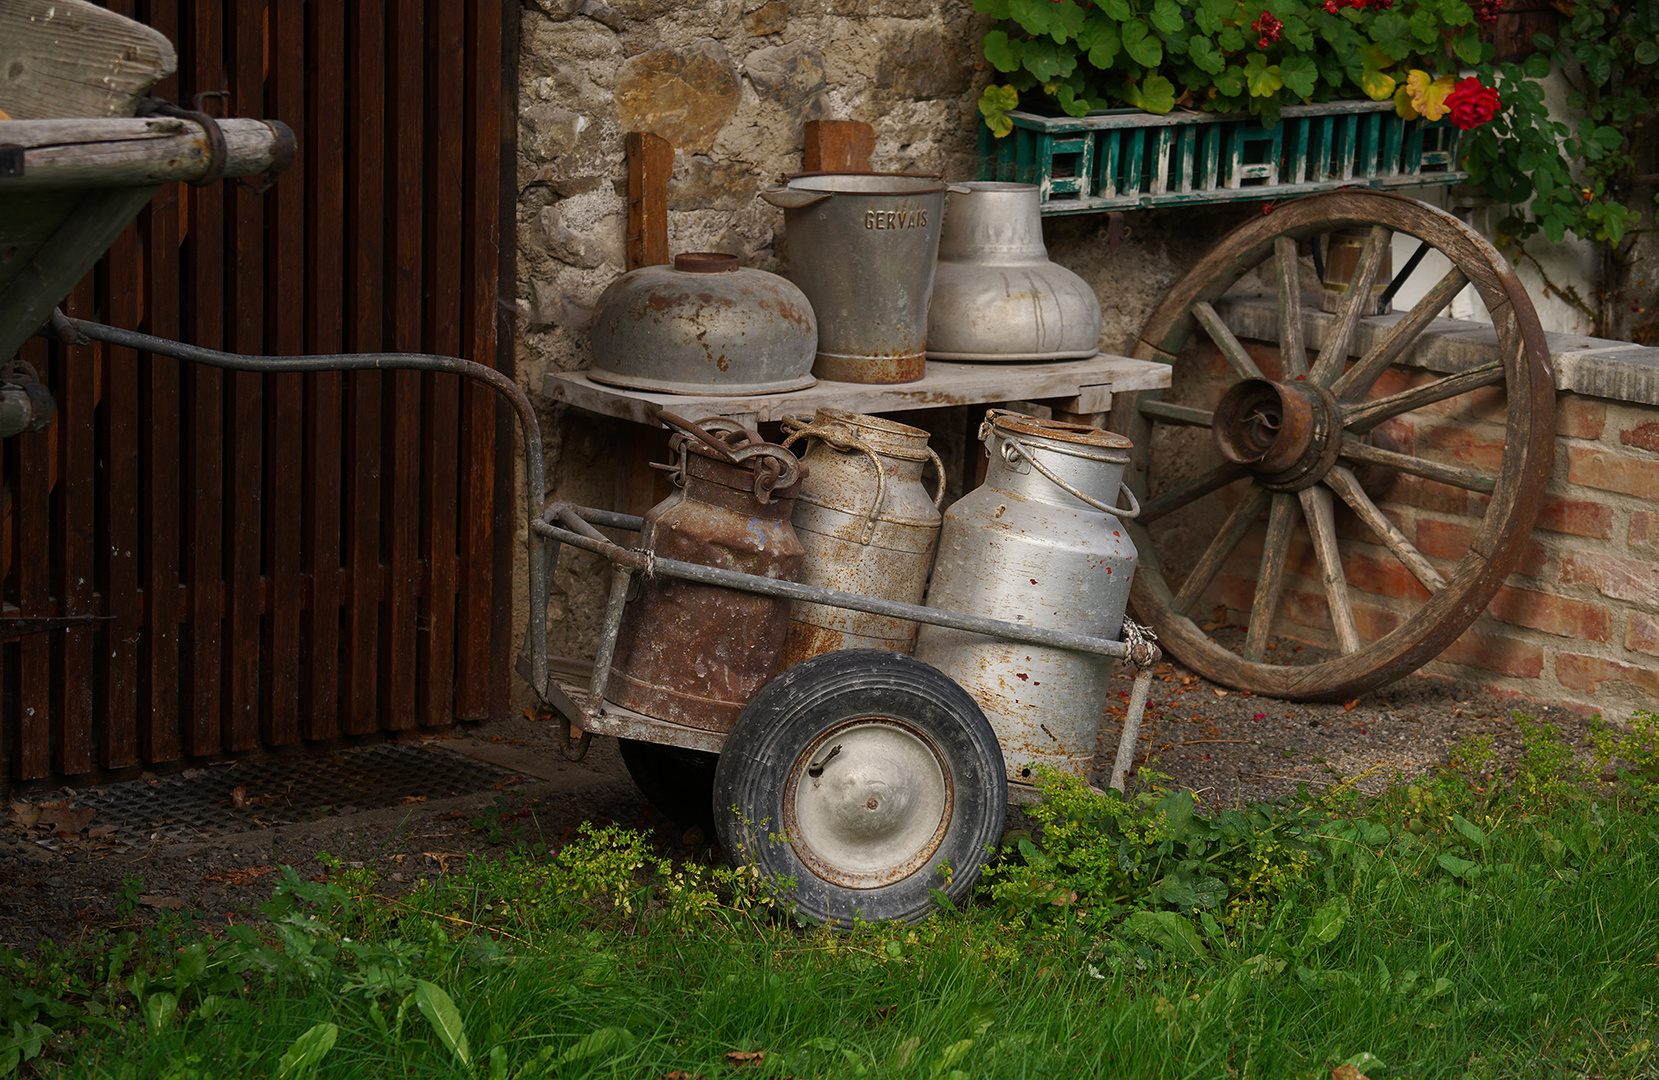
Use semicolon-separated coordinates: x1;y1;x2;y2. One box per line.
1211;377;1343;491
785;719;952;889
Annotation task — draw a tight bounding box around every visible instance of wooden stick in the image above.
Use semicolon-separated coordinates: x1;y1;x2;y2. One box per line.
626;131;672;270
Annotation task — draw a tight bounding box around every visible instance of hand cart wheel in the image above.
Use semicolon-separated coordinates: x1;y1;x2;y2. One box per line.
713;650;1006;927
1122;190;1554;701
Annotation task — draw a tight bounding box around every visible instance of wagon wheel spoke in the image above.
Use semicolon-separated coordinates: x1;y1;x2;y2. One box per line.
1242;493;1300;662
1308;224;1391;386
1323;466;1446;595
1137;460;1247;525
1331;265;1470;400
1172;484;1270;617
1194;301;1265;381
1343;360;1505;432
1298;484;1361;655
1275;237;1307;378
1124;190;1554;700
1338;438;1496;494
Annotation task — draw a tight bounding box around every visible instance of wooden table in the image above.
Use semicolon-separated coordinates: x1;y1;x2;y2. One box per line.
544;353;1172;517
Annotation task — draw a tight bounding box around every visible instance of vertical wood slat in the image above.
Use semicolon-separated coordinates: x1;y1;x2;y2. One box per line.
264;0;305;748
303;0;346;742
455;0;500;721
420;0;465;727
489;0;519;718
225;0;264;752
14;340;51;780
101;169;142;772
185;0;227;757
342;0;386;737
57;279;96;776
382;0;425;730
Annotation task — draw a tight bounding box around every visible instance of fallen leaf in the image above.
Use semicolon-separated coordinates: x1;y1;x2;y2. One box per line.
37;804;95;837
139;895;189;910
1213;688;1228;697
1212;604;1227;624
231;786;249;808
436;810;469;821
203;866;277;886
1331;1067;1370;1080
87;824;119;840
725;1050;764;1066
8;801;41;829
397;795;427;804
1343;699;1359;711
663;1072;705;1080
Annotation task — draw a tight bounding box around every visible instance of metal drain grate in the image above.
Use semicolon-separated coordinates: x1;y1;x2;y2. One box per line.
73;743;514;843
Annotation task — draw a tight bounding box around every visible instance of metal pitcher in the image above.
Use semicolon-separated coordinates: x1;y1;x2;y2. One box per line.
607;415;805;733
780;408;946;666
759;173;952;385
913;410;1140;783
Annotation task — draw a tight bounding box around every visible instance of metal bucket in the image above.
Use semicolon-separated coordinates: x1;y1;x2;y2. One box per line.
759;173;950;385
913;410;1139;783
780;408;946;666
608;417;805;733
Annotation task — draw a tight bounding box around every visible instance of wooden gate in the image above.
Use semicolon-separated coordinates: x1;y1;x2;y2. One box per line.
0;0;519;793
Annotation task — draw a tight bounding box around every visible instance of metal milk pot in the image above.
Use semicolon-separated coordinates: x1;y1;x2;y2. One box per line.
913;411;1139;783
780;408;946;666
608;417;805;733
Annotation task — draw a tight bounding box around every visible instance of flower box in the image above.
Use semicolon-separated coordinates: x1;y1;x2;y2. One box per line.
976;100;1466;216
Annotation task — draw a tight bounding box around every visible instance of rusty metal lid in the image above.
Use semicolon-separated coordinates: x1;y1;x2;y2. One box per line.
990;411;1133;450
673;252;740;273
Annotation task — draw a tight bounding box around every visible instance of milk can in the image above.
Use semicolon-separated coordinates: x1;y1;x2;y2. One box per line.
779;408;946;667
607;416;805;733
913;411;1139;783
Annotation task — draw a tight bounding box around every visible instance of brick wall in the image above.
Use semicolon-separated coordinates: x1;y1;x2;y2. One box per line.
1205;301;1659;723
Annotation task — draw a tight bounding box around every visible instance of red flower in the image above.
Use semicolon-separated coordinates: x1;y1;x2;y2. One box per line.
1252;11;1282;46
1475;0;1502;22
1322;0;1339;10
1444;77;1501;130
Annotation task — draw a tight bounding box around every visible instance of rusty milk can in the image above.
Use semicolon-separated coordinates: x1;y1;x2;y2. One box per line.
779;408;946;666
607;416;805;733
912;410;1139;784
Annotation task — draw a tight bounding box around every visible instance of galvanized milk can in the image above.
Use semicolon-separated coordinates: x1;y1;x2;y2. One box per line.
608;416;805;733
913;411;1139;783
759;173;952;385
779;408;946;666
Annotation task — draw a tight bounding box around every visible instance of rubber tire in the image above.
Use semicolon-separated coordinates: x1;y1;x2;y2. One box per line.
712;649;1006;927
617;739;719;835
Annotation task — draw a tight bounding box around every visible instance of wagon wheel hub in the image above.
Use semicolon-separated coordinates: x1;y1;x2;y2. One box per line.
1211;377;1343;492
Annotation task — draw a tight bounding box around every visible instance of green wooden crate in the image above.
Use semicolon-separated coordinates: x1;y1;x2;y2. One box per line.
977;101;1465;215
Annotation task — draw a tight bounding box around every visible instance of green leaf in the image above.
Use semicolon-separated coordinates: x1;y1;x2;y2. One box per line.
1099;0;1133;19
1244;53;1283;97
1124;910;1208;959
1372;12;1412;59
276;1023;339;1080
982;30;1022;72
414;980;472;1067
1542;213;1567;246
1436;853;1479;879
1009;0;1054;35
1194;7;1222;34
1150;0;1185;33
1188;35;1226;74
1637;39;1659;65
1214;64;1246;96
1122;19;1164;67
144;993;177;1034
1453;31;1485;65
1080;20;1122;67
1409;7;1441;43
1124;74;1178;114
561;1026;637;1064
1451;814;1487;848
1049;0;1088;43
978;84;1021;137
1524;52;1552;79
1295;895;1351;955
1218;24;1246;51
1280;54;1317;98
1438;0;1473;26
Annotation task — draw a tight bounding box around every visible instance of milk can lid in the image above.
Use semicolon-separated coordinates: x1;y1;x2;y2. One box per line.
990;411;1133;450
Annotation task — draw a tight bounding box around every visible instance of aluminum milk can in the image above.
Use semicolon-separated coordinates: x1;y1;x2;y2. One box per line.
608;417;805;733
913;411;1138;783
780;408;946;667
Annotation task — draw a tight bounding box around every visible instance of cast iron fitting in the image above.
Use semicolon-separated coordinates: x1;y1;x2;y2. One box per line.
1211;378;1342;492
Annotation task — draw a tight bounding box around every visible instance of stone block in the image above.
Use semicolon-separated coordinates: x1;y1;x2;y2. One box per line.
1630;508;1659;554
1486;585;1611;642
744;41;827;110
1619;420;1659;454
669;155;761;212
1555;395;1606;439
874;26;973;99
1566;446;1659;499
1556;652;1659;696
747;1;786;34
1626;611;1659;657
1560;553;1659;608
615;40;740;154
1533;494;1613;539
1440;630;1544;679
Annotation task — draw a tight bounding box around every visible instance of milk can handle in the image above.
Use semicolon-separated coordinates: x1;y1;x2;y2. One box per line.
995;432;1141;520
782;420;889;543
925;448;947;510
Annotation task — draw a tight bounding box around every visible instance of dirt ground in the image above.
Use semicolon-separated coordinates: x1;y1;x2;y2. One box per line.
0;655;1598;952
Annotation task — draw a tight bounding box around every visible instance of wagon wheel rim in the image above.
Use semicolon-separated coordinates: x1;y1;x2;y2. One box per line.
1124;190;1555;701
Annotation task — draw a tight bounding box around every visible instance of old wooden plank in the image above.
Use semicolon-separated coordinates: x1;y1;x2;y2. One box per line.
56;280;95;777
0;0;175;120
263;0;305;748
421;0;466;727
100;204;141;771
342;0;387;736
802;120;873;173
304;0;347;741
0;118;292;190
382;0;425;730
490;0;520;719
625;131;672;271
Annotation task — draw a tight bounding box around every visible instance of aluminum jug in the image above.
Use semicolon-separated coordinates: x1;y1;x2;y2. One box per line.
780;409;946;666
913;410;1139;784
608;416;805;733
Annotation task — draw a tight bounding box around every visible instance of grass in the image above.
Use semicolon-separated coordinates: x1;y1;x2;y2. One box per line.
3;713;1657;1080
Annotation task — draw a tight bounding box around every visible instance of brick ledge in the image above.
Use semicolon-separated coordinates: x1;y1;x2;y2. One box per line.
1216;294;1659;406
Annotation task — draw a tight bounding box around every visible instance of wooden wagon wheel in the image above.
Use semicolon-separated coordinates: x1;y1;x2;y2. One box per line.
1122;190;1554;701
